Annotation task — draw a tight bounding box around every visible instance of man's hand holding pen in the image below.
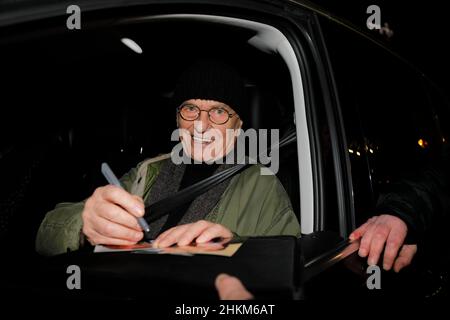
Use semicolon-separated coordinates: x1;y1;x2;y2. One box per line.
81;185;233;248
82;185;145;246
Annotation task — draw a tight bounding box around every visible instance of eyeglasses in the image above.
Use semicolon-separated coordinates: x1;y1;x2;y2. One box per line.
177;103;238;125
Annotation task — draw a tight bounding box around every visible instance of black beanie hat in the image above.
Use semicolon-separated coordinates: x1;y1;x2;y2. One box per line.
173;59;247;120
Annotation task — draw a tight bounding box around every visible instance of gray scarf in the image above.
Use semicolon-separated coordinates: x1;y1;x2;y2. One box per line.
144;159;234;238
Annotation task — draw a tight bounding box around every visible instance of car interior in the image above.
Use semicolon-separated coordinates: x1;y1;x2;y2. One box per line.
0;14;308;255
2;3;448;302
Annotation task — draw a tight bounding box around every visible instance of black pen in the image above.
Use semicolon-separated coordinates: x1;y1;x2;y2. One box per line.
101;162;151;241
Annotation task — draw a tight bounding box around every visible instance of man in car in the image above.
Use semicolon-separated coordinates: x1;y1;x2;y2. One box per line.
36;60;425;276
36;60;301;256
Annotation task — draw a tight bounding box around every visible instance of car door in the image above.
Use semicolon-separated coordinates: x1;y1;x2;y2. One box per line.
304;10;450;300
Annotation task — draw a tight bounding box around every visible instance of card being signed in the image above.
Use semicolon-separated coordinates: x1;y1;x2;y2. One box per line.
94;238;242;257
94;242;160;253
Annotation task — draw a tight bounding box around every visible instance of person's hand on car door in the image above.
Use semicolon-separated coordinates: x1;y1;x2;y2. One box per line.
349;214;417;272
82;185;145;245
153;220;233;248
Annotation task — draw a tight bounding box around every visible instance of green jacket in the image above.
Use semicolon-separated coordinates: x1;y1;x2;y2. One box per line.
36;155;301;256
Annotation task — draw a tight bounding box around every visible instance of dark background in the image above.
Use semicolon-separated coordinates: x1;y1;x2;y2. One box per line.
313;0;450;100
1;0;449;94
1;0;449;251
0;0;448;302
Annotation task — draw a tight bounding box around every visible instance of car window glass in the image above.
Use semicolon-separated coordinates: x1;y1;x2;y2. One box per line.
320;19;445;226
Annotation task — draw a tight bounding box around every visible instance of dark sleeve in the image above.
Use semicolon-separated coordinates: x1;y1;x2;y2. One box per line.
374;144;450;244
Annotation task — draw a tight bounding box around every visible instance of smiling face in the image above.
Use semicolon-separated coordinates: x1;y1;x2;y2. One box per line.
177;99;243;163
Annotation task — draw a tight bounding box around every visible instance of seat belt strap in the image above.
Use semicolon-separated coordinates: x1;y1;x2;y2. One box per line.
143;129;296;224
